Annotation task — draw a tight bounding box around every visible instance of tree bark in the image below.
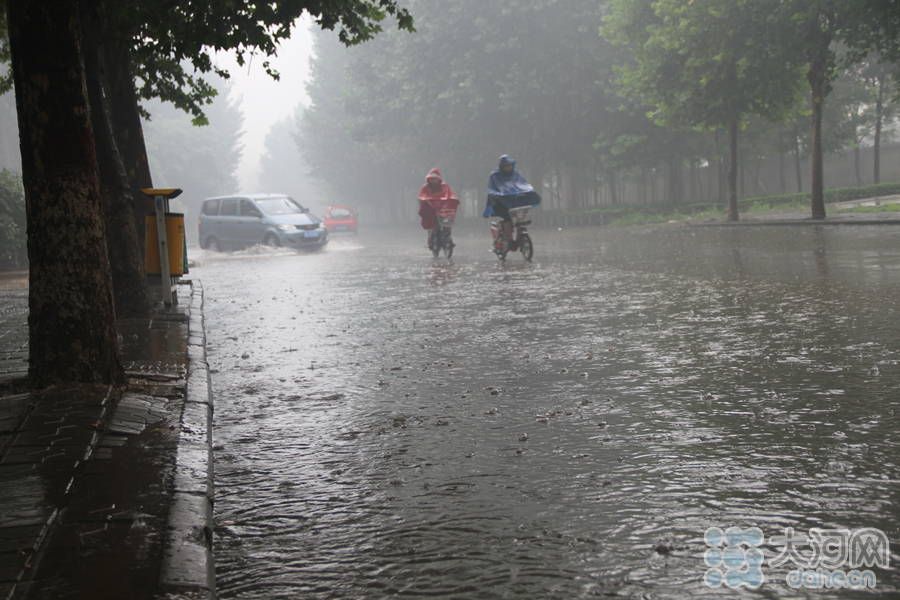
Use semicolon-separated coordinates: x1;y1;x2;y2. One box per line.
103;40;155;243
806;21;830;220
808;75;826;219
8;0;123;386
81;1;150;317
793;131;803;193
727;116;739;221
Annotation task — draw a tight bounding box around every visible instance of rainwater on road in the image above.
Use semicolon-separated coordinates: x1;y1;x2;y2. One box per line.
198;225;900;599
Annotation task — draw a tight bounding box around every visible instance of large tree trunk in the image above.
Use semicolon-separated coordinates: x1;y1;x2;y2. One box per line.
103;41;154;242
807;26;830;220
8;0;123;386
81;1;150;317
808;78;826;219
727;116;739;221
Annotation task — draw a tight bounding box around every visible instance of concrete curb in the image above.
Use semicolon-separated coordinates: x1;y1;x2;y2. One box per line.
157;281;216;599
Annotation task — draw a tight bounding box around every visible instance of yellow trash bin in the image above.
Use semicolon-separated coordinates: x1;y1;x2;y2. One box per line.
145;213;186;276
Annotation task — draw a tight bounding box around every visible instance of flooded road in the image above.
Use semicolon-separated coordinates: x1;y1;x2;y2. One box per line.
198;225;900;599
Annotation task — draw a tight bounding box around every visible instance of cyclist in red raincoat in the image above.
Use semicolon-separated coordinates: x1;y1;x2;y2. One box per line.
417;168;459;249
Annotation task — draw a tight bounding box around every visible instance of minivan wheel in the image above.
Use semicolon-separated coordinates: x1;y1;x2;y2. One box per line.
263;234;281;247
207;237;222;252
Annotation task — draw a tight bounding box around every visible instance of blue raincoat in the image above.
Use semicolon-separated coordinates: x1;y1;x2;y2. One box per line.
483;155;541;217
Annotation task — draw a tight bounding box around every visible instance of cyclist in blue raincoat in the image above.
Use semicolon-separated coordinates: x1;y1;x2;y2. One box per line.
484;154;541;247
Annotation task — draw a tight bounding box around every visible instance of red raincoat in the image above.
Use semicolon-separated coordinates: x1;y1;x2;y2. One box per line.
417;168;459;230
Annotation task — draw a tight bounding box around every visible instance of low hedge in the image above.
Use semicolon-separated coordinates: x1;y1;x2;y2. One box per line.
544;181;900;221
739;181;900;210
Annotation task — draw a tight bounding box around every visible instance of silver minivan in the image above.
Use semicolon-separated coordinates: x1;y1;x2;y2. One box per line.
198;194;328;251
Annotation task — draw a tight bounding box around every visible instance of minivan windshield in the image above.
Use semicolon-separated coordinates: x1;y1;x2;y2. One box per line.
255;197;305;215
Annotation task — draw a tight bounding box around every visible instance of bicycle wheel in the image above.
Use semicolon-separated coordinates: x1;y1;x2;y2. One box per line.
519;233;533;262
494;236;508;260
431;229;440;258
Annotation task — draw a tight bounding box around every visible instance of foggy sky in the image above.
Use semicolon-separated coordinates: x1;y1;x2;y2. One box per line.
215;16;313;191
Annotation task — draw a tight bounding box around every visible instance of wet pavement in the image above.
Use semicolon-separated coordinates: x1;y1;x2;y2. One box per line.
0;282;212;600
200;226;900;599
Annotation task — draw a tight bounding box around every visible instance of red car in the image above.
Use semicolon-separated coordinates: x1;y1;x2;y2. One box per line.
323;205;358;233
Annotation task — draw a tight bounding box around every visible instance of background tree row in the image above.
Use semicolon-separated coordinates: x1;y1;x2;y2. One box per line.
298;0;900;222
